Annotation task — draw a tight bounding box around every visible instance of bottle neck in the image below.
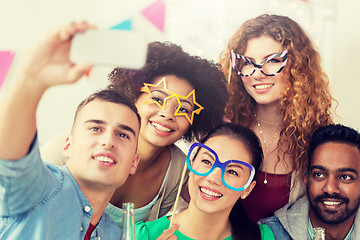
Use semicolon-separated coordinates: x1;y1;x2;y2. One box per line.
121;203;136;240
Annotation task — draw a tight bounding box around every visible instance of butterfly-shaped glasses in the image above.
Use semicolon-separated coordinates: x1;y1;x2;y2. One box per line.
230;49;288;77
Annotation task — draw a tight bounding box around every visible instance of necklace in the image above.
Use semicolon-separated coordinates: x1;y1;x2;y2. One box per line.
255;114;282;184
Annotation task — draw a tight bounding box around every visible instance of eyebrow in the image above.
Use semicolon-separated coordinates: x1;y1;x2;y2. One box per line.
227;162;245;171
245;52;281;62
202;151;215;161
153;90;194;108
152;89;169;96
310;165;359;177
338;168;359;177
85;119;136;137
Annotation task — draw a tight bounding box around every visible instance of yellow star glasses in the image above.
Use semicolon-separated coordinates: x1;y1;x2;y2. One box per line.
140;77;204;125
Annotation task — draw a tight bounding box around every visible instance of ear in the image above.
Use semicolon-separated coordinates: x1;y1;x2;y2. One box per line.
304;172;309;185
241;180;256;199
129;153;140;175
63;136;71;159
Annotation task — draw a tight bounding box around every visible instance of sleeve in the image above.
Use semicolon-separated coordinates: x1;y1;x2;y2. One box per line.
40;131;69;166
135;217;170;240
135;221;151;240
259;224;276;240
146;146;189;221
0;137;53;216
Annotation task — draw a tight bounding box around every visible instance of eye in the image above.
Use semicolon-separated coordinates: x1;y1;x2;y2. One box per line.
226;169;239;176
200;159;213;166
90;127;101;132
312;172;325;179
339;174;354;181
116;132;130;139
178;106;190;113
266;58;281;64
151;96;163;104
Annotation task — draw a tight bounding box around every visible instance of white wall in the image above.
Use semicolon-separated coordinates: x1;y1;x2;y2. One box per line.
0;0;359;146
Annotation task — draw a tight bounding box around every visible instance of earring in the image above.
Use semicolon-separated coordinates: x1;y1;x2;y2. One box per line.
241;195;246;199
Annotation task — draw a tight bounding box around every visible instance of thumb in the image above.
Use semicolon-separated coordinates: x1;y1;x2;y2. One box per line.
66;64;92;83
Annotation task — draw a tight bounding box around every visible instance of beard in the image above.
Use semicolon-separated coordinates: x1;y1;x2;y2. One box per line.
308;191;360;225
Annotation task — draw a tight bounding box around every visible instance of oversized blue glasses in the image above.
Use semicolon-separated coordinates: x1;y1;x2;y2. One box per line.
186;143;255;191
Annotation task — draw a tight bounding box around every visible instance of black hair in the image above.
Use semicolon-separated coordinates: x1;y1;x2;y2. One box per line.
201;123;263;240
308;124;360;170
108;41;228;141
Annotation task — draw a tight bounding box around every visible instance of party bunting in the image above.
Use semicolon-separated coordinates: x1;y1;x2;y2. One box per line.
0;51;15;89
141;0;165;32
110;19;133;30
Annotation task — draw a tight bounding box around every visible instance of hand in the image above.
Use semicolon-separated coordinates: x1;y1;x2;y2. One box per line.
20;21;95;90
156;224;179;240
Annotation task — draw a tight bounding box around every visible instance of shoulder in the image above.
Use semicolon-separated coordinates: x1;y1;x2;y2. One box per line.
259;224;276;240
135;216;170;240
169;144;186;162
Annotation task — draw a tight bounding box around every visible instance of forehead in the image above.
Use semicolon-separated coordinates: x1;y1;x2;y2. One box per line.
311;142;360;171
204;135;252;164
244;36;283;58
75;100;140;134
152;75;194;97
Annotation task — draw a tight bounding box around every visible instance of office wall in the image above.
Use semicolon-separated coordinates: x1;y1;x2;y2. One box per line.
0;0;359;146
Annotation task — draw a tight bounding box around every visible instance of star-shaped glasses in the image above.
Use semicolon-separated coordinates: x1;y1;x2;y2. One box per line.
140;77;204;125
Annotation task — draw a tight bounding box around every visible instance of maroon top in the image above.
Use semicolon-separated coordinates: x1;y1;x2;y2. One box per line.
84;223;96;240
242;171;291;222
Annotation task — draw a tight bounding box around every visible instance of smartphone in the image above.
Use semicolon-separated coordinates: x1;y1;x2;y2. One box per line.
70;29;148;69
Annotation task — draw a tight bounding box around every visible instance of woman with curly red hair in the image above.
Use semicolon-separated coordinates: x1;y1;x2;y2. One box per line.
219;14;335;222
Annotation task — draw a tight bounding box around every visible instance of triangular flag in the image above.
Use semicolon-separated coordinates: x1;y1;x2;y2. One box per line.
110;19;133;30
85;66;92;78
0;51;15;89
141;0;165;32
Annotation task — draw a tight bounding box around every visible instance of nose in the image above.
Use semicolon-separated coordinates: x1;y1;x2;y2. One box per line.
252;66;266;80
323;176;340;195
205;167;223;186
159;101;176;121
101;130;116;149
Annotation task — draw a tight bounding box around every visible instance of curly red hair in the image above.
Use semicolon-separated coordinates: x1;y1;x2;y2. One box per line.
219;14;335;184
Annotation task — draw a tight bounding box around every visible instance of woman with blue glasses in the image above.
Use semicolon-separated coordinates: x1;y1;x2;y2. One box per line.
219;14;335;222
135;123;275;240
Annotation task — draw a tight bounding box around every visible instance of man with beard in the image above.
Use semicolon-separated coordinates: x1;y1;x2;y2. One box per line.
259;124;360;240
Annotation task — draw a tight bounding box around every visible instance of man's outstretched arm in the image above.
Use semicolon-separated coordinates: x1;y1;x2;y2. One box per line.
0;22;93;161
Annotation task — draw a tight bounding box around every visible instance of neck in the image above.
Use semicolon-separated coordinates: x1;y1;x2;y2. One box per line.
174;202;232;240
255;104;283;126
136;137;168;172
81;185;115;225
309;209;355;240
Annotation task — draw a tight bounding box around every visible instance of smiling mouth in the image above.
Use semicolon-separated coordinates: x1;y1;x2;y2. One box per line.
254;84;274;90
94;156;115;164
151;122;173;132
200;187;223;198
322;200;342;206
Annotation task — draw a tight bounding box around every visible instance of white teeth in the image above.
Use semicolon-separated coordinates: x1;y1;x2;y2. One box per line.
151;122;172;132
254;84;274;90
95;156;114;163
323;201;341;206
200;187;222;198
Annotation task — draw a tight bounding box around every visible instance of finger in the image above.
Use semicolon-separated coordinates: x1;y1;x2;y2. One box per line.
66;64;92;83
156;224;180;240
59;21;96;41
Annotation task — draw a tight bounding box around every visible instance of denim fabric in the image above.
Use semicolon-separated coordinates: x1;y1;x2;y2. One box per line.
258;216;294;240
0;139;120;239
